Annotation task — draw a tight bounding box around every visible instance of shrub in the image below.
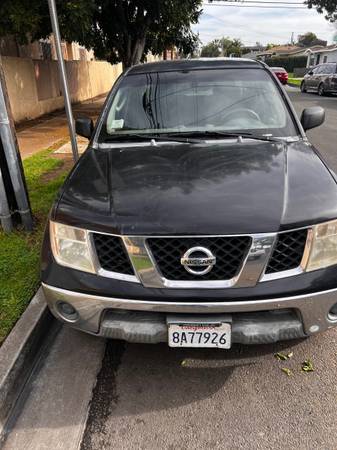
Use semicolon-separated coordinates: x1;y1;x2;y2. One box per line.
264;56;307;72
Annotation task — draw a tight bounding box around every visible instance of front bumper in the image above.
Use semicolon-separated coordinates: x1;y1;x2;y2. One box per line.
42;283;337;345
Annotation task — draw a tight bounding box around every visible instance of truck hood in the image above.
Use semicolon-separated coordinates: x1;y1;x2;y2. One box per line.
54;140;337;235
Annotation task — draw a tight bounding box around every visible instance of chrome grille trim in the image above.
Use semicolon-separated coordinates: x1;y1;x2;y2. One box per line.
147;236;252;281
87;228;312;289
260;228;313;283
88;233;140;284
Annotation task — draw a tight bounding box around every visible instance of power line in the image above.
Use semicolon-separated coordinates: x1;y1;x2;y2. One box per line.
200;5;322;43
205;4;307;7
202;11;296;40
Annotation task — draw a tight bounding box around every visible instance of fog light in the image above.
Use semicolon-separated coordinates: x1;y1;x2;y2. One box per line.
328;303;337;321
57;301;78;322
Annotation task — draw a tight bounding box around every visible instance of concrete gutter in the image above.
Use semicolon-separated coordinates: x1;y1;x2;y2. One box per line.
0;288;58;442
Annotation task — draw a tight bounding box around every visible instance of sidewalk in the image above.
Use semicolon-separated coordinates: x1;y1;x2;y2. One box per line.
16;94;107;159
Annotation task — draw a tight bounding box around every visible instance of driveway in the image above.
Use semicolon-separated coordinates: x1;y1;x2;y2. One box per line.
4;88;337;450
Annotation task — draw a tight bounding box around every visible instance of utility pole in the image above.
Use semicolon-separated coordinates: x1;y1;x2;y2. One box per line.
0;165;12;232
0;56;33;232
48;0;79;162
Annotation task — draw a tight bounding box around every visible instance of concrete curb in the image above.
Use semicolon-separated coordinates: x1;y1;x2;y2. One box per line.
287;82;301;89
0;288;57;441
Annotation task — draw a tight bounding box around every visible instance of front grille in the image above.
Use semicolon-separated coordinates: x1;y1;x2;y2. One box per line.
92;233;134;275
147;236;251;281
265;229;308;274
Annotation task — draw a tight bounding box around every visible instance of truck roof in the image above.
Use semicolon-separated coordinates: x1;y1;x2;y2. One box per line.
127;57;263;75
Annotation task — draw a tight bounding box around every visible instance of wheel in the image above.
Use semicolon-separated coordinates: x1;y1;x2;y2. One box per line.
300;81;307;93
318;83;325;96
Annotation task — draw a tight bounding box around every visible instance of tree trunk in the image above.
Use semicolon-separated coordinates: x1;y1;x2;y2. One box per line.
122;36;147;70
131;36;146;66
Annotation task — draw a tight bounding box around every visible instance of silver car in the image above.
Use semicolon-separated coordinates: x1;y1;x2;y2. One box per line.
301;63;337;96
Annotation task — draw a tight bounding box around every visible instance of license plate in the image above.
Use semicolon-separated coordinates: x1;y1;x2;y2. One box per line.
168;322;231;349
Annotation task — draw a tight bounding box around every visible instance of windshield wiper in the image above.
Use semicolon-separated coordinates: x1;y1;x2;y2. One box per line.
162;130;282;143
102;133;202;144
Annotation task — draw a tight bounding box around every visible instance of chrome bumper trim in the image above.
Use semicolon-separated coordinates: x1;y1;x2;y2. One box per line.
42;283;337;338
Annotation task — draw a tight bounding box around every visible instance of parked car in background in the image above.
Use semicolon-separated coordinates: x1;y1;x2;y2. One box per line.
270;67;288;85
301;63;337;96
42;58;337;350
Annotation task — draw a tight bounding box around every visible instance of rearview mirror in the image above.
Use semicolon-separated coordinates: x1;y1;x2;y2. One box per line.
300;106;325;131
75;116;94;139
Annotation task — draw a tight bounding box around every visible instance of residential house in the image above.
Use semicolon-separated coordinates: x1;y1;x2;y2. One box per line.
305;44;337;67
256;45;326;61
242;44;265;60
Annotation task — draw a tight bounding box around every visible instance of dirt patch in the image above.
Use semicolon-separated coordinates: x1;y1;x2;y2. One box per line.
40;156;74;183
47;139;69;152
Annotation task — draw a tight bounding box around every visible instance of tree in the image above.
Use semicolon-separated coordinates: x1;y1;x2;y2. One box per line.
297;32;317;47
200;41;221;57
218;37;243;56
306;0;337;21
0;0;202;69
200;37;243;58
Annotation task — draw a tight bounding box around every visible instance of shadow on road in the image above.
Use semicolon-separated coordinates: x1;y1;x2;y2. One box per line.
80;337;307;449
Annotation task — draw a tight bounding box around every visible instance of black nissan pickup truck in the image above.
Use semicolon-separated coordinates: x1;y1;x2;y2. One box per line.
41;58;337;349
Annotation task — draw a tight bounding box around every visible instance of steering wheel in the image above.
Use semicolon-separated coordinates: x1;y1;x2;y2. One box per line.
221;108;261;123
115;95;127;112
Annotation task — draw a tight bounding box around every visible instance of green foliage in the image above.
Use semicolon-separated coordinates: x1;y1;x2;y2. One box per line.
0;149;68;345
306;0;337;21
0;0;202;68
200;41;221;57
0;0;93;45
297;31;317;47
201;36;243;58
264;56;307;72
218;37;243;57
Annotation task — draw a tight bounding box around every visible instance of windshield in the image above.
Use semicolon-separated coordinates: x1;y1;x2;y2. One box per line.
100;68;298;140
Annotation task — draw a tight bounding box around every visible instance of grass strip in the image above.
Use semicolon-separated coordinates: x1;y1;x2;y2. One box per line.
288;78;302;86
0;149;69;344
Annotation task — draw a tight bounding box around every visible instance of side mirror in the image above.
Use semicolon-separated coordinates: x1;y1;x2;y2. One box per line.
300;106;325;131
308;70;313;75
75;116;94;139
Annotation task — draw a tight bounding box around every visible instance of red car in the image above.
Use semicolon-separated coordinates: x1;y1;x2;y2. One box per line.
270;67;288;85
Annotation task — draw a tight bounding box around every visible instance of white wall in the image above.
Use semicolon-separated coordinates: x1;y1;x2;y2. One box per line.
307;50;337;67
322;50;337;63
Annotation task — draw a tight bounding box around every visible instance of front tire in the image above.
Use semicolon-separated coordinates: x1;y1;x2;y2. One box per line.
318;83;325;96
300;81;307;93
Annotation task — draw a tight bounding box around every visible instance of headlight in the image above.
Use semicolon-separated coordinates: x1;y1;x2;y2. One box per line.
50;221;95;273
307;219;337;272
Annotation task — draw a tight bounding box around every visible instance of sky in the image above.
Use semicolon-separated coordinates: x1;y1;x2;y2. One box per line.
192;1;336;47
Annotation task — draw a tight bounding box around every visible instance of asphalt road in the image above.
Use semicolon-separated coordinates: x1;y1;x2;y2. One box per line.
287;87;337;167
4;88;337;450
